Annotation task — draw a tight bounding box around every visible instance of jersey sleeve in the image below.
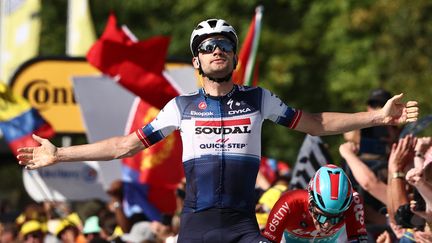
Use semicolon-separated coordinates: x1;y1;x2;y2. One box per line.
135;98;181;148
261;88;302;129
344;191;368;243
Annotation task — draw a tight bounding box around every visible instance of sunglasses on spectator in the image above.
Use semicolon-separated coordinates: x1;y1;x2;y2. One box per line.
309;204;344;225
197;38;235;54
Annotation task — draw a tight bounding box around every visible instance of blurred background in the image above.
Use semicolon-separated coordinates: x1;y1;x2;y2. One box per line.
1;0;431;218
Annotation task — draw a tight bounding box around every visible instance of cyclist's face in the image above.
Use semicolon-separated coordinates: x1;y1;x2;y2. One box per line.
194;35;236;78
309;204;343;233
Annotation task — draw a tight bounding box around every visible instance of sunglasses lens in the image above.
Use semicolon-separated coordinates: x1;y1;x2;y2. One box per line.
312;207;343;225
198;39;234;53
331;216;342;224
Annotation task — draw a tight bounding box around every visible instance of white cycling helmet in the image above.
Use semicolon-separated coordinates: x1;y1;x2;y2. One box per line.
190;19;238;56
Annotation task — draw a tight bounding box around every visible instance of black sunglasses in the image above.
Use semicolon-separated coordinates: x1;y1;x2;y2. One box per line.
197;38;235;54
309;204;344;225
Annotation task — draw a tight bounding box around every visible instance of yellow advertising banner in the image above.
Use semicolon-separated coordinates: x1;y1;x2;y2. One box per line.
10;57;199;134
10;58;100;133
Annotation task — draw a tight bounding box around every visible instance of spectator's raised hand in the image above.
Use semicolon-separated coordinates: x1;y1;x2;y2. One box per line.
338;141;359;157
388;135;417;172
406;167;426;187
381;94;418;125
414;231;432;243
16;134;58;170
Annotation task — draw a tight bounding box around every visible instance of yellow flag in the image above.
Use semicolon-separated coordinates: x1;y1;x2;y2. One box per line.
0;82;31;121
0;0;41;84
66;0;96;56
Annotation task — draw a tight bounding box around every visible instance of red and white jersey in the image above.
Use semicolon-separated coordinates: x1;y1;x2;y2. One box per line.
262;190;368;243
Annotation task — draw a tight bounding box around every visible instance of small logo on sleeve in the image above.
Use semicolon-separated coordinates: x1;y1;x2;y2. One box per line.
198;101;207;110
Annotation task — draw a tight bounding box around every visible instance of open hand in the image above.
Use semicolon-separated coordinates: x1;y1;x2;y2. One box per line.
16;134;58;170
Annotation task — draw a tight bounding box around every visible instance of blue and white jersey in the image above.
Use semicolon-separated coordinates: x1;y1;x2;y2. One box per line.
136;85;302;213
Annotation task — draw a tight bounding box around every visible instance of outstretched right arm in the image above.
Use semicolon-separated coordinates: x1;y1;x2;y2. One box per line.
17;132;144;170
17;98;181;170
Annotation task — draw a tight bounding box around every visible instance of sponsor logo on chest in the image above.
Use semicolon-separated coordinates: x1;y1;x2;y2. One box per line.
194;118;252;135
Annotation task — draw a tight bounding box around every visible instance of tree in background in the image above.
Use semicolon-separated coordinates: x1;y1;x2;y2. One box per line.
38;0;432;163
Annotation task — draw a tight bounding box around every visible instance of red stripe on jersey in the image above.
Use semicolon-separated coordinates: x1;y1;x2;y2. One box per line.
135;129;150;148
329;172;341;200
195;118;251;127
289;110;302;129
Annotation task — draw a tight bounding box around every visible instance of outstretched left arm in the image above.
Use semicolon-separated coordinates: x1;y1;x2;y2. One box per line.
294;94;418;136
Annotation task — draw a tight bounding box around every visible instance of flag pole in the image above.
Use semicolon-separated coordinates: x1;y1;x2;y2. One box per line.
0;0;5;83
26;170;55;202
244;5;263;86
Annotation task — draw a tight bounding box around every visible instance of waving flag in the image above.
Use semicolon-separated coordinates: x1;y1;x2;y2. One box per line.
289;135;333;190
232;5;263;86
86;13;179;109
0;0;41;84
0;83;55;155
122;98;183;220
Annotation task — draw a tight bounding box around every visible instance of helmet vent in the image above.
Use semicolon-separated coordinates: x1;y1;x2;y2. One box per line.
316;194;325;209
339;195;352;210
207;19;217;28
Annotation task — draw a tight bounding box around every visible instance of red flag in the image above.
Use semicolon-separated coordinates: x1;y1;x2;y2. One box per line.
86;13;178;109
122;99;183;218
232;6;263;86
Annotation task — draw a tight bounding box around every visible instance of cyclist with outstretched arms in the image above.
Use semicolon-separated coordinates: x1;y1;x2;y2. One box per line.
262;165;368;243
17;18;417;243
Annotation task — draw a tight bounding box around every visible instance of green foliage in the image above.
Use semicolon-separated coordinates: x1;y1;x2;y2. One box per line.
38;0;432;165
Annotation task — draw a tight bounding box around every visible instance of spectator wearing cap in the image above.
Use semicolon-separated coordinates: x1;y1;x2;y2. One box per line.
367;88;392;109
54;216;86;243
15;203;47;230
255;175;290;230
19;220;45;243
121;221;156;243
82;216;102;242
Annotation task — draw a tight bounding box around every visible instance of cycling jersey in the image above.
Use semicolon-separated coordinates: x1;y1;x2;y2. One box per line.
136;85;302;214
262;190;368;243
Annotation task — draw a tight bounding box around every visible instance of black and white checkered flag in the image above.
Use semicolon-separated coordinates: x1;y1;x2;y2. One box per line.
289;135;333;190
